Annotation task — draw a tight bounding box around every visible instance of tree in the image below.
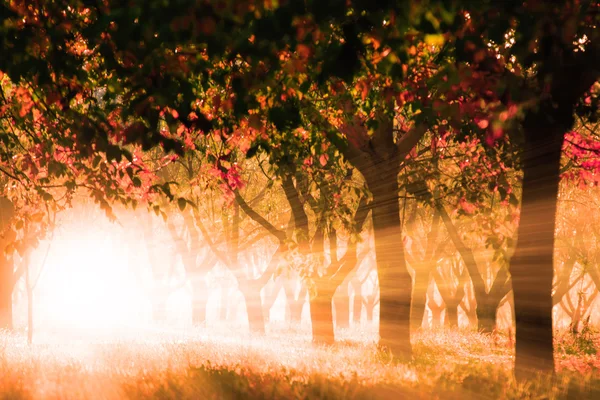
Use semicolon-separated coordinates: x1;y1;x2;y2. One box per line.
404;207;447;330
2;1;456;360
167;210;218;325
5;1;599;377
0;193;56;330
459;1;600;377
307;195;371;344
0;196;16;328
21;233;52;344
433;255;467;328
260;160;371;343
438;205;512;332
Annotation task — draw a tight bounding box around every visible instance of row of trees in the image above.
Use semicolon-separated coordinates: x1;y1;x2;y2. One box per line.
123;161;600;334
7;176;600;338
1;0;599;380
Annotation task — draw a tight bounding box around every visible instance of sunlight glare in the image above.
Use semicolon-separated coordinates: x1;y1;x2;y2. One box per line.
33;212;149;336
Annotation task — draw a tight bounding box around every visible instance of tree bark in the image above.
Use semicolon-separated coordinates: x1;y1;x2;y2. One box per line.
411;270;430;331
430;302;444;328
460;301;478;328
351;279;363;325
310;291;335;344
445;304;458;328
334;287;350;329
261;277;283;323
511;109;566;379
285;280;306;324
241;283;266;334
365;301;374;323
368;171;412;360
476;302;497;333
283;276;302;324
0;256;12;330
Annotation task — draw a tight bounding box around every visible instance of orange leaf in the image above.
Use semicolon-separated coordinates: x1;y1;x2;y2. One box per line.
319;154;328;167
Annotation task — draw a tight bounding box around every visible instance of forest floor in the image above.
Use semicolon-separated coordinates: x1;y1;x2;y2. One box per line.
1;326;599;399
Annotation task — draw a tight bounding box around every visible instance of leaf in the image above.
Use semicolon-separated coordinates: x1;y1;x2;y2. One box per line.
177;197;187;211
246;143;260;158
498;187;507;201
425;34;445;47
106;145;122;163
122;149;134;163
92;155;102;169
267;100;301;132
31;212;44;222
319;154;328;166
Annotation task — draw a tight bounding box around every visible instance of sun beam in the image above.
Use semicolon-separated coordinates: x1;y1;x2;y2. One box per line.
32;211;149;336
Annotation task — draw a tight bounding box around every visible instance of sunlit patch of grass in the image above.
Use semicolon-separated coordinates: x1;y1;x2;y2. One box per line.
555;324;600;374
1;327;600;399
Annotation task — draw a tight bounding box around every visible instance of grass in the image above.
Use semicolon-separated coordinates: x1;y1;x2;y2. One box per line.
1;326;600;399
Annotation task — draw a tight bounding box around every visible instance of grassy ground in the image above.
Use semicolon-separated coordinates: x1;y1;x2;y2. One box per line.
1;327;600;399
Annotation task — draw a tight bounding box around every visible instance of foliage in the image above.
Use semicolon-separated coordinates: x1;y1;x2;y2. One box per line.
557;319;599;357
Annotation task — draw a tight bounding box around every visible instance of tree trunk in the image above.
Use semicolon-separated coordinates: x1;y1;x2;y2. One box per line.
476;302;497;333
368;174;412;359
445;303;459;328
334;290;350;329
475;293;504;333
284;279;306;325
242;283;266;334
190;279;208;325
0;257;12;330
430;304;443;328
365;300;374;323
260;278;282;324
411;270;430;331
310;291;335;344
352;281;363;326
289;300;304;324
511;111;566;379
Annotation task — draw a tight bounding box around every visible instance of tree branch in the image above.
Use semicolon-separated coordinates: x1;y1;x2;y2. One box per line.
233;189;286;243
437;203;487;299
191;208;232;270
281;174;309;247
